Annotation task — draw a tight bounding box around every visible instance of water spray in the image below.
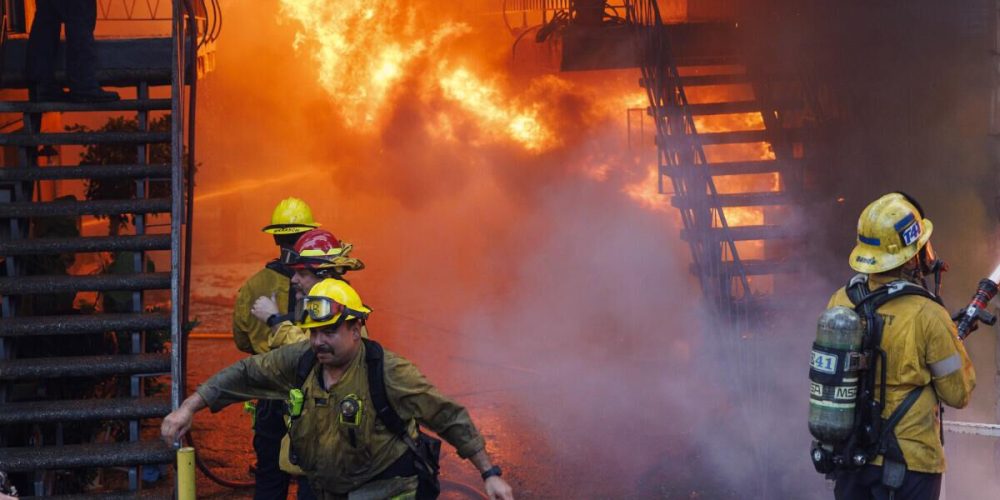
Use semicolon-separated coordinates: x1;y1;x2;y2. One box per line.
953;262;1000;340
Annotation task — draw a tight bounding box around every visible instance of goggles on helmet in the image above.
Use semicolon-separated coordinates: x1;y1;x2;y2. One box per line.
295;295;369;329
280;247;298;266
280;247;339;268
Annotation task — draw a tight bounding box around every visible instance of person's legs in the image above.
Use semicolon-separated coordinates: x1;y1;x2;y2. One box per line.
834;465;881;500
61;0;118;101
252;399;291;500
872;470;942;500
25;0;64;100
838;466;942;500
60;0;98;91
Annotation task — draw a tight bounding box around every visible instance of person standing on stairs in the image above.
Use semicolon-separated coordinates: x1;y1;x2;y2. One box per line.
26;0;120;102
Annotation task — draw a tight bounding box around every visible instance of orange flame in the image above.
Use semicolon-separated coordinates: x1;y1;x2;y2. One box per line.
437;67;557;151
277;0;556;151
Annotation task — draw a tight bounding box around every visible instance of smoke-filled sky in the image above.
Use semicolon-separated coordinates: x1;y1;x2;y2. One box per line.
184;0;999;497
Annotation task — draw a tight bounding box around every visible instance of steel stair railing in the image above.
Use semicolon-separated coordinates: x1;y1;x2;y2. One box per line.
0;1;199;495
624;0;752;317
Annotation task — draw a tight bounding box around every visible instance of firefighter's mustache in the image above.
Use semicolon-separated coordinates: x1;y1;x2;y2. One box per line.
314;345;334;354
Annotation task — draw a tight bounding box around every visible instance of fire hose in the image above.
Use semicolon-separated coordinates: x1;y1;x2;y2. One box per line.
183;432;254;489
952;263;1000;340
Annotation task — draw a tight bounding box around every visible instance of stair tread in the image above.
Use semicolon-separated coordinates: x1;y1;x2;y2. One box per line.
649;100;805;116
0;396;171;424
1;37;173;88
0;353;171;380
0;312;171;336
0;234;172;255
672;191;791;208
0;98;172;114
0;272;171;295
0;440;173;473
681;224;802;241
673;73;748;86
0;131;171;147
730;258;801;275
0;164;171;181
30;492;171;500
694;129;770;145
655;129;775;146
692;258;801;276
684;100;760;115
0;197;172;217
662;159;797;176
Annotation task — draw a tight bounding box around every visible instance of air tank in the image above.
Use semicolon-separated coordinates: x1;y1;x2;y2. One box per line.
809;306;864;443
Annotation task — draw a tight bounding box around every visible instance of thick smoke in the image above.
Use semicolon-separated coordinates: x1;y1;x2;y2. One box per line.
189;0;998;497
745;1;1000;497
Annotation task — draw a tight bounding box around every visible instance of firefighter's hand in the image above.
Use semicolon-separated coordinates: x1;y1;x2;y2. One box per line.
160;393;207;446
251;293;280;323
160;408;193;446
485;476;514;500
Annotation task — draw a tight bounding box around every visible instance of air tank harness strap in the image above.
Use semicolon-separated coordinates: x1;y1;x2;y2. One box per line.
879;386;926;495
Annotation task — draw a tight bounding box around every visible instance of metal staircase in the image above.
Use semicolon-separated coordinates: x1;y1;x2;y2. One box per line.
626;1;813;320
622;2;818;496
0;1;206;495
504;1;815;318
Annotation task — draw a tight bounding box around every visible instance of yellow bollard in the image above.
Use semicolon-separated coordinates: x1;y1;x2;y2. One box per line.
177;446;196;500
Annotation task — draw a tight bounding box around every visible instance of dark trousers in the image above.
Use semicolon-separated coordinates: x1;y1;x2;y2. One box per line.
254;399;316;500
834;465;942;500
26;0;100;91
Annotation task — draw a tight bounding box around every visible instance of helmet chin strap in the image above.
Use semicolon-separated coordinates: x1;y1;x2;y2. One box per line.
909;248;948;297
925;259;947;297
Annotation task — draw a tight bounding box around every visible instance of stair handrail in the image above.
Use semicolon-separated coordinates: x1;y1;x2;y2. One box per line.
625;0;752;308
199;0;222;48
503;0;571;36
169;0;197;413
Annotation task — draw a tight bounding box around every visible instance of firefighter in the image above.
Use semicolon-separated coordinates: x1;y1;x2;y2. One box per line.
234;197;320;500
163;279;515;500
250;228;364;350
827;192;975;500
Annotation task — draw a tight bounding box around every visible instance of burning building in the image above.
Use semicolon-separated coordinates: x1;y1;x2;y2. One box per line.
1;0;999;498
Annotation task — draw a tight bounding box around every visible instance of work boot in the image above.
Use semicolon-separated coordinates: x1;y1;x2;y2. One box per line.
67;87;120;103
31;84;69;102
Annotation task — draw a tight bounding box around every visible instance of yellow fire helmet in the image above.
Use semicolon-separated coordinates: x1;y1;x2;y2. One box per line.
295;278;372;330
849;193;933;274
262;197;321;235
